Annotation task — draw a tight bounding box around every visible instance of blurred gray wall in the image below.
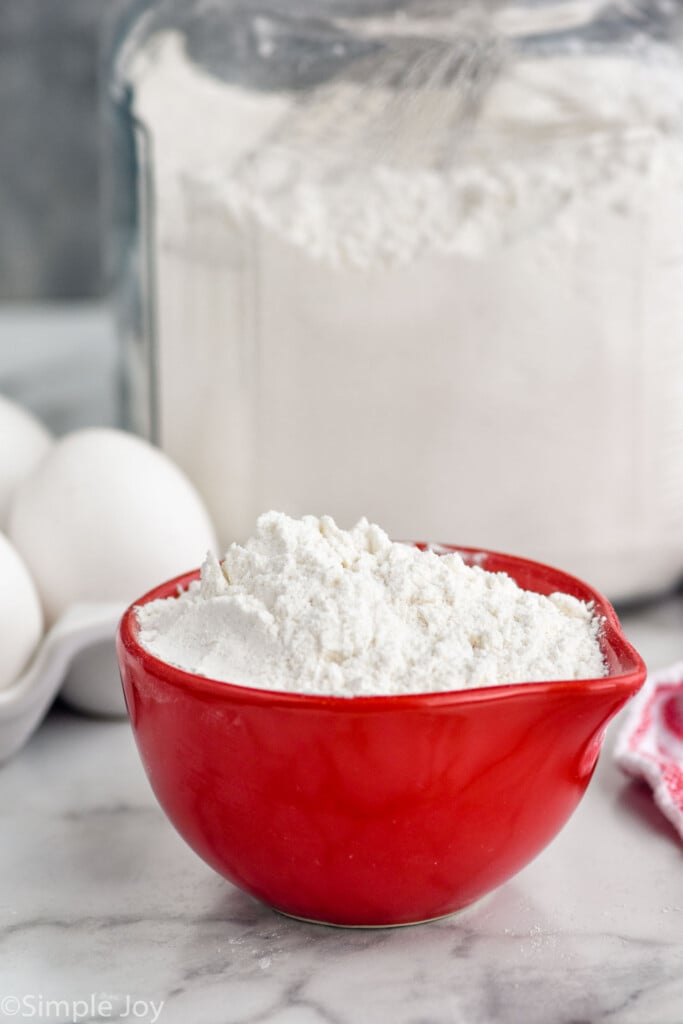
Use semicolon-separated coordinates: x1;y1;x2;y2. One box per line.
0;1;110;301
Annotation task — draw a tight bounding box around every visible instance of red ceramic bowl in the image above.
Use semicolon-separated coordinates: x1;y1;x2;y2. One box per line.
117;545;646;927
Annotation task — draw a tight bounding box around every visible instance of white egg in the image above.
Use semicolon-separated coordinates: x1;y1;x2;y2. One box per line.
8;428;218;623
0;531;43;690
0;395;52;527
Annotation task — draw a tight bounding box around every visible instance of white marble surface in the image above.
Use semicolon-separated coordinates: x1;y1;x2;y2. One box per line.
1;599;682;1024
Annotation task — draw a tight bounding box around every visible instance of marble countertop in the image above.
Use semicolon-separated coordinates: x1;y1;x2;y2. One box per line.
1;597;682;1024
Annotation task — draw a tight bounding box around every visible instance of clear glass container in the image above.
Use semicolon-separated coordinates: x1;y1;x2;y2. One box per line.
106;0;683;601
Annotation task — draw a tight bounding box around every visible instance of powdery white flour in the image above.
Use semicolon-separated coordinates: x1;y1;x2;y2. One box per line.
136;511;606;696
120;30;683;601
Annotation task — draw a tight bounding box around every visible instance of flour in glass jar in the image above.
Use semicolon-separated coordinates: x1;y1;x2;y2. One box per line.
121;26;683;601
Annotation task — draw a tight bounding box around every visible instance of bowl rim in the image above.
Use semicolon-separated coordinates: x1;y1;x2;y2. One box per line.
117;543;647;710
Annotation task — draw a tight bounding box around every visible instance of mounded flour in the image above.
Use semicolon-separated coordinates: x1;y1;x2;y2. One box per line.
136;511;606;696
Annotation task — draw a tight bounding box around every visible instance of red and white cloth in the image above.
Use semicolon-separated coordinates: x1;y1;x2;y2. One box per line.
615;661;683;842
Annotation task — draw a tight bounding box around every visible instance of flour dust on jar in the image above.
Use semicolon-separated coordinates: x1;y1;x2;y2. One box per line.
106;0;683;603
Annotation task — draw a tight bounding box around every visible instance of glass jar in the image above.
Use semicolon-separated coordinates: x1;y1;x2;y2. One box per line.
106;0;683;602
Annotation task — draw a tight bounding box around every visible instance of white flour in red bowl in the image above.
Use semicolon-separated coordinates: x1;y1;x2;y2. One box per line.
135;511;606;697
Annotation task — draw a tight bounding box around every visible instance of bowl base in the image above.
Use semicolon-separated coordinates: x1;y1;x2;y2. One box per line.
273;892;493;929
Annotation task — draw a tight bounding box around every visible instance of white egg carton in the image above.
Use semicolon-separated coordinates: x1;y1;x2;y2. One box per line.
0;603;126;763
0;396;218;767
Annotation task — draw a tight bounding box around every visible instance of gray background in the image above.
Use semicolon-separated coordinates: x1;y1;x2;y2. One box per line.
0;0;116;301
